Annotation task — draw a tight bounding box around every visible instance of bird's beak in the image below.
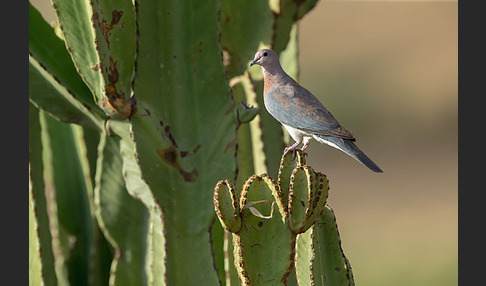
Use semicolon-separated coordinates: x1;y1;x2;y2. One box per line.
249;57;260;67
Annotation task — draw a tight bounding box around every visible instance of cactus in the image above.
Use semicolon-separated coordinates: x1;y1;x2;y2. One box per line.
215;151;355;286
29;0;355;285
214;150;329;285
307;206;356;286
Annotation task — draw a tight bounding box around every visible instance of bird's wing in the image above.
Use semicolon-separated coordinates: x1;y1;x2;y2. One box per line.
264;85;355;140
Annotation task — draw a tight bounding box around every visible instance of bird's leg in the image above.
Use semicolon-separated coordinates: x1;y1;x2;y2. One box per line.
300;137;311;157
301;142;310;152
284;141;300;159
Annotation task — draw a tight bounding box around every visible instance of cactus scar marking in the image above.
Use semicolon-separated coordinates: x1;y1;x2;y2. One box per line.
108;57;119;84
225;102;235;115
224;139;237;153
157;147;199;182
91;62;101;71
164;125;178;148
180;151;190;158
142;108;151;116
101;10;124;48
101;57;136;118
180;144;201;158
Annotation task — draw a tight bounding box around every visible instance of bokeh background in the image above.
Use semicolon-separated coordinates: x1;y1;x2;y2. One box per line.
30;0;458;285
298;2;457;285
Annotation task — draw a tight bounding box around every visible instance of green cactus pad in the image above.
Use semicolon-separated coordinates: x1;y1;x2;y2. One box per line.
287;166;329;234
301;171;329;233
311;206;355;286
235;174;295;285
288;165;316;233
214;149;333;285
278;149;307;207
214;180;242;233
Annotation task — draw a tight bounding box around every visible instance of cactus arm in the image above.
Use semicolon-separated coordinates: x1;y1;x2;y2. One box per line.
214;180;243;285
301;172;329;232
51;0;136;118
29;5;105;130
129;0;237;283
39;112;96;285
29;162;44;286
89;0;137;118
294;229;313;286
271;0;319;53
29;104;58;286
220;0;274;79
29;55;105;131
29;4;102;116
93;133;153;285
50;0;103;108
288;165;318;233
234;174;295;285
210;219;227;285
240;75;270;176
231;80;256;191
311;206;355;286
109;121;167;285
214;180;242;233
278;24;300;82
278;150;307;207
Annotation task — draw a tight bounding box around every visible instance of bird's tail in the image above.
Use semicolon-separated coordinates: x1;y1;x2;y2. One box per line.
313;134;383;173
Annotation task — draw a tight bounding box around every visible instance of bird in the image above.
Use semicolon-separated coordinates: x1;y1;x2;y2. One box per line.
249;48;383;173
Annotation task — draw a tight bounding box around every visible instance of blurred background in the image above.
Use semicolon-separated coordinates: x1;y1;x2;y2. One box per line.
30;0;458;285
298;2;457;285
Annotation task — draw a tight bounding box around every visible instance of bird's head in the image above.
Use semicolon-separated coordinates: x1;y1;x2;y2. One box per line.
249;49;279;68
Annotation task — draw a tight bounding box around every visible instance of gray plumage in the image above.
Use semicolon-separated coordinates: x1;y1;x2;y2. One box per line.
250;48;383;173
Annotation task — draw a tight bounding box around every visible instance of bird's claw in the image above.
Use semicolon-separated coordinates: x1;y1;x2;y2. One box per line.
284;147;298;160
284;147;309;160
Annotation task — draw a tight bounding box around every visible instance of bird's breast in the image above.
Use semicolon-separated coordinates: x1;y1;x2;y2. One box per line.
264;86;295;110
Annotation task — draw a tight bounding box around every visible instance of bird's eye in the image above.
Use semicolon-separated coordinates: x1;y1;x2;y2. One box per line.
263;52;268;57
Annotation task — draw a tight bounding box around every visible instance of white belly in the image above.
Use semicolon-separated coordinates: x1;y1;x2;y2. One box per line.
282;123;313;145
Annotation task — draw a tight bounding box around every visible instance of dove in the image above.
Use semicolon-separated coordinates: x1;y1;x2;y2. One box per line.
250;49;382;173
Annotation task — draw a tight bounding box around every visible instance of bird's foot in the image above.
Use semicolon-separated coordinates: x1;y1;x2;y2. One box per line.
283;146;292;155
284;147;300;160
284;141;302;159
299;142;310;158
